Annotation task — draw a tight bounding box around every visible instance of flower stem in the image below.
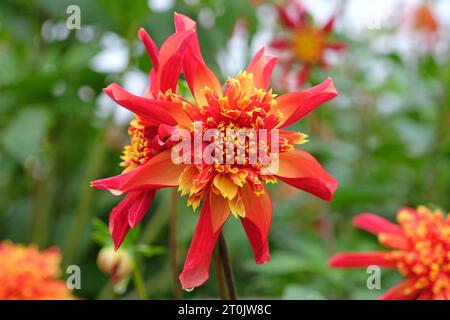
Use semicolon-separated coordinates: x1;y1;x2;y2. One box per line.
133;256;148;300
218;232;238;300
213;244;228;300
169;188;181;300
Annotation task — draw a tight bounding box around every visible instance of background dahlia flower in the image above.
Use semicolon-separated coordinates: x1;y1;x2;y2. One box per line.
329;206;450;300
0;241;73;300
271;0;345;88
92;13;338;290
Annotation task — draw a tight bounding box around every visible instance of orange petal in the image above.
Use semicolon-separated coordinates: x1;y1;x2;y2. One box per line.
378;233;409;250
275;149;338;201
240;185;272;245
91;150;185;195
274;77;338;128
246;48;277;90
209;192;230;233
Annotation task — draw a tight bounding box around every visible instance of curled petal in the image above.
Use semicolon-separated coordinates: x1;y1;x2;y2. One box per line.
240;185;272;263
353;213;403;236
175;14;222;106
246;48;278;90
153;30;194;94
104;83;178;126
275;77;338;128
241;218;271;264
138;28;159;72
109;190;155;249
179;194;224;289
91;150;185;195
329;252;396;268
275;149;338;201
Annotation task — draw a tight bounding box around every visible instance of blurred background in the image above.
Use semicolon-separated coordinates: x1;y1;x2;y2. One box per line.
0;0;449;299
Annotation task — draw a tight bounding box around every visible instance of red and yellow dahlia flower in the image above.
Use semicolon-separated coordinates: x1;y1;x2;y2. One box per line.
271;0;345;88
92;13;338;290
412;3;439;36
0;241;73;300
329;206;450;300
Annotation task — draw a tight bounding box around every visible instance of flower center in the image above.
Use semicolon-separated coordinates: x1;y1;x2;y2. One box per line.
292;27;325;65
387;206;450;296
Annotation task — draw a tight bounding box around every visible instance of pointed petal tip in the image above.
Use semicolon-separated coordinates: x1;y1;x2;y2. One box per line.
325;77;338;96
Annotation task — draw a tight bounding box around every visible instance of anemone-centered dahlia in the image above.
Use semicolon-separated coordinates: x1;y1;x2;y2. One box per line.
0;241;73;300
329;206;450;300
92;13;338;290
271;0;345;88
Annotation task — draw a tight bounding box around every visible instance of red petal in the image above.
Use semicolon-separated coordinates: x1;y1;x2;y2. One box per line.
378;280;418;300
128;189;156;228
138;28;159;72
296;64;311;88
326;41;346;51
103;83;178;126
246;48;277;90
153;30;194;94
329;252;396;268
275;149;338;201
91;150;185;195
276;5;296;29
240;185;272;263
417;289;432;300
174;13;197;37
241;218;271;264
322;16;336;33
353;213;403;236
270;38;291;50
179;193;224;289
275;77;338;128
109;190;154;249
175;14;223;106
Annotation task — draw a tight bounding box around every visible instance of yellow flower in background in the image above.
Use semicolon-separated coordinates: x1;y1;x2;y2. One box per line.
0;241;73;300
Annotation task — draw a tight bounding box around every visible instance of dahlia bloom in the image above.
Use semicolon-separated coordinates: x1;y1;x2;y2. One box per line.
412;3;438;36
409;3;439;48
92;13;338;290
271;0;345;88
329;206;450;300
0;241;73;300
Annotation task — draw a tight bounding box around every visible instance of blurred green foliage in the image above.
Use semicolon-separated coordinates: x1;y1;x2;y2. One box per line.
0;0;449;300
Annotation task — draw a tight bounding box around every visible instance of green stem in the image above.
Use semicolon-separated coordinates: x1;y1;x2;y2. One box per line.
213;243;229;300
218;232;238;300
133;256;148;300
63;135;106;267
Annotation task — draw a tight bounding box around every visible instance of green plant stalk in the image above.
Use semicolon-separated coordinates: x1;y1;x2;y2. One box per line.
63;135;106;267
213;243;229;300
133;256;149;300
218;232;238;300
